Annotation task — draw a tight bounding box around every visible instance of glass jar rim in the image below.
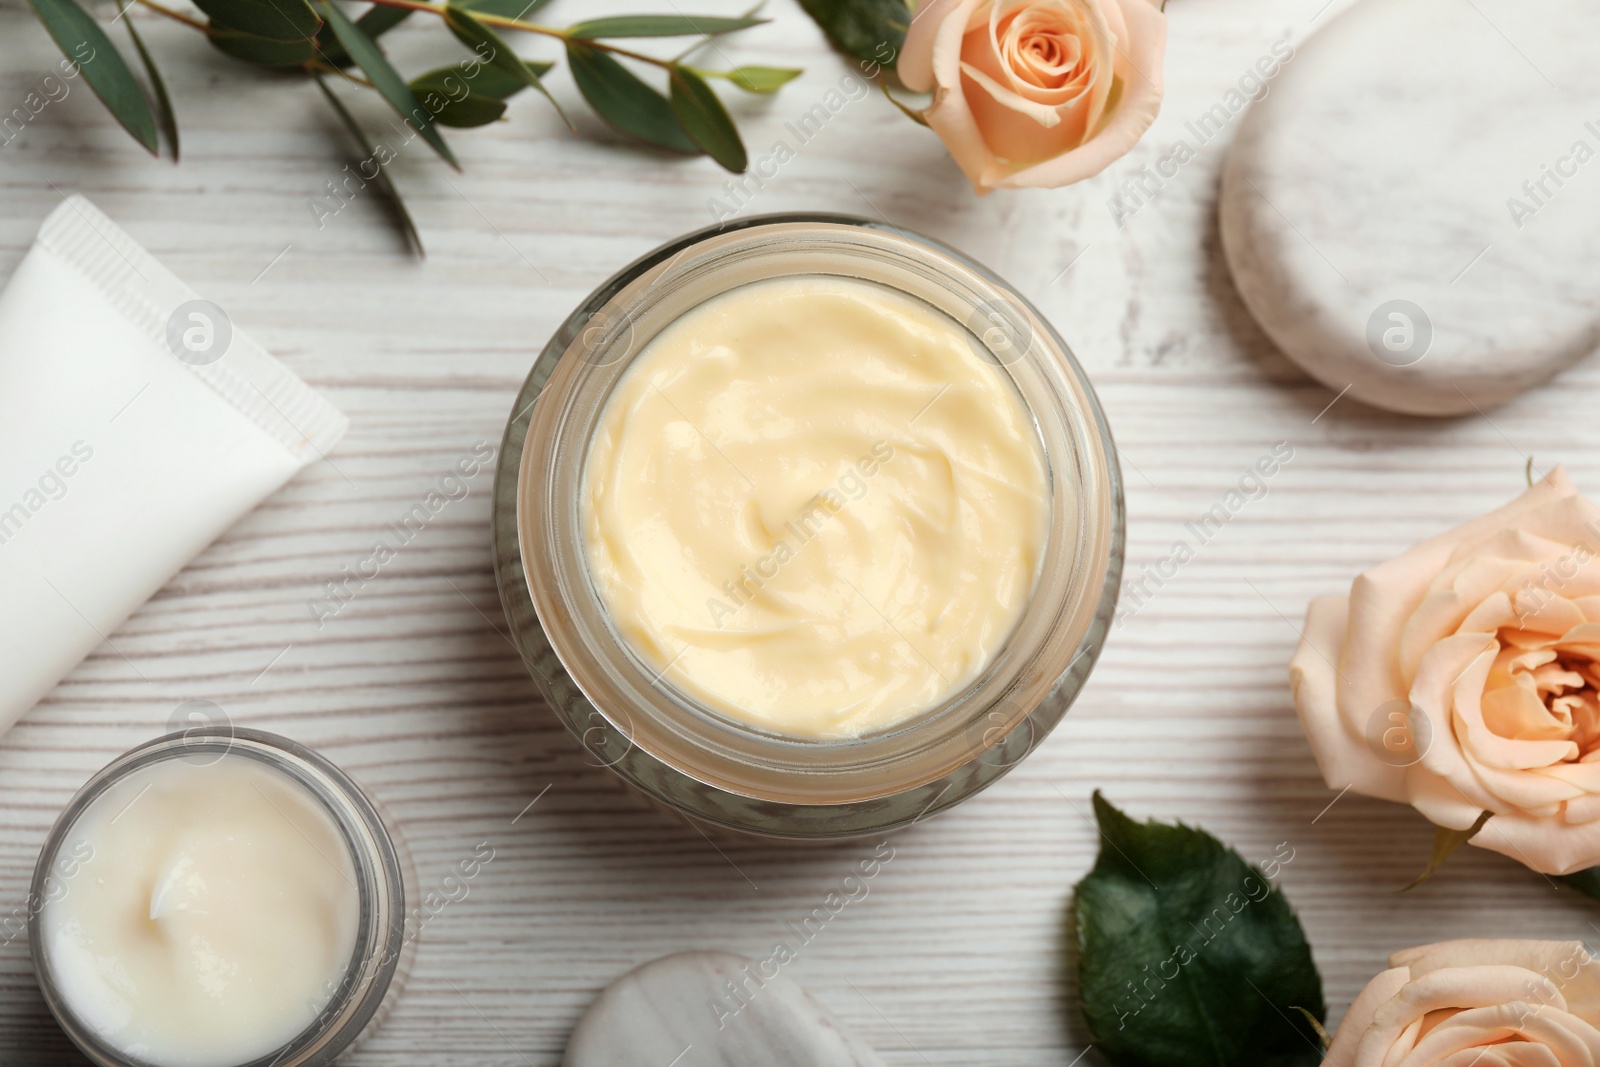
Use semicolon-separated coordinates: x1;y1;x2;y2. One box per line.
509;214;1123;815
28;728;406;1067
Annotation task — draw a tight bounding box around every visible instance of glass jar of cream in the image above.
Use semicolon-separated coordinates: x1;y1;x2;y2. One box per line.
29;728;413;1067
493;214;1123;839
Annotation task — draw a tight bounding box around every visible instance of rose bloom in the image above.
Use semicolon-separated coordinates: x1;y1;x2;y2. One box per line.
898;0;1166;192
1292;469;1600;875
1324;940;1600;1067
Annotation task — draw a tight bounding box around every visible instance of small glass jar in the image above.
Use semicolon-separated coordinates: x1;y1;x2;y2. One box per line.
492;214;1124;839
29;727;414;1067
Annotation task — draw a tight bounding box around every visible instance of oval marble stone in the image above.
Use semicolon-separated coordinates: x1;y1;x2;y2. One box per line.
1220;0;1600;416
563;951;886;1067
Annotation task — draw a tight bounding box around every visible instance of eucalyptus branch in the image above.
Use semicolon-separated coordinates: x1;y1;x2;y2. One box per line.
354;0;677;68
26;0;799;254
306;60;373;88
132;0;207;32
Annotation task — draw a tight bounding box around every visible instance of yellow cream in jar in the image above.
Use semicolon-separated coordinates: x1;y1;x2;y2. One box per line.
581;274;1049;739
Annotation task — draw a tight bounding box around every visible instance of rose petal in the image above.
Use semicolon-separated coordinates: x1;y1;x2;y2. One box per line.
1355;964;1561;1066
985;0;1166;188
1472;809;1600;875
1561;792;1600;824
1451;527;1576;571
1515;591;1591;638
1406;767;1492;833
1481;679;1574;743
1292;594;1408;801
1505;492;1600;561
1329;945;1600;1067
899;0;968;92
1338;473;1582;757
1410;632;1501;803
961;58;1079;128
1401;568;1517;686
1456;591;1518;645
1453;645;1580;773
1400;1000;1600;1067
1431;1045;1561;1067
959;0;1117;164
1325;966;1412;1067
915;0;1009;191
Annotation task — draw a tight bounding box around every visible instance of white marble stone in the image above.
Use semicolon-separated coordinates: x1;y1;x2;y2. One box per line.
1221;0;1600;416
562;951;886;1067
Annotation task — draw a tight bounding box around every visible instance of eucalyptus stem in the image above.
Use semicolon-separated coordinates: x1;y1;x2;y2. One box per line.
307;60;374;87
355;0;677;68
133;0;208;31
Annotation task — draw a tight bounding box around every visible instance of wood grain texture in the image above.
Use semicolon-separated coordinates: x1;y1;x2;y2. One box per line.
4;0;1600;1063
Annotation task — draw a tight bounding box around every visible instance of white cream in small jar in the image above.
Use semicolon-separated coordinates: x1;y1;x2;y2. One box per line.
31;729;410;1067
582;274;1050;739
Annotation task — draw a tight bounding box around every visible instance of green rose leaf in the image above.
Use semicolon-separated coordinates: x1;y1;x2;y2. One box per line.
1559;867;1600;901
208;27;317;65
1073;793;1326;1067
668;65;745;172
28;0;158;153
193;0;320;41
708;64;803;94
567;43;694;153
795;0;908;66
568;14;765;38
319;0;459;168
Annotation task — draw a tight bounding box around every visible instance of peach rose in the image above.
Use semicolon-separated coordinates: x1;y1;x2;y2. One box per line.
898;0;1166;192
1324;940;1600;1067
1292;469;1600;875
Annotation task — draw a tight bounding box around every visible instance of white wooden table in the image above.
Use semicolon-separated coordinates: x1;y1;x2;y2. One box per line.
4;0;1597;1062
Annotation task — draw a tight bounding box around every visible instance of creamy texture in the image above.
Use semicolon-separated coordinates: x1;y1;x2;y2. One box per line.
582;275;1050;739
41;756;360;1067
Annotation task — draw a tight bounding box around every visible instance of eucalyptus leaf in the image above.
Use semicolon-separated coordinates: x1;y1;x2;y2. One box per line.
317;4;409;67
442;6;570;128
567;43;694;153
356;2;410;35
668;65;745;172
319;0;459;168
453;0;550;18
28;0;158;153
1403;810;1493;892
796;0;908;66
408;70;509;127
410;59;553;101
424;92;506;127
313;74;423;256
123;11;178;159
711;64;802;93
568;14;764;38
193;0;321;41
208;26;317;64
1073;793;1325;1067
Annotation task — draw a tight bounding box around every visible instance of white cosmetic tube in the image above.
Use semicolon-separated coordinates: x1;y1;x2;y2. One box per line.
0;196;347;732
